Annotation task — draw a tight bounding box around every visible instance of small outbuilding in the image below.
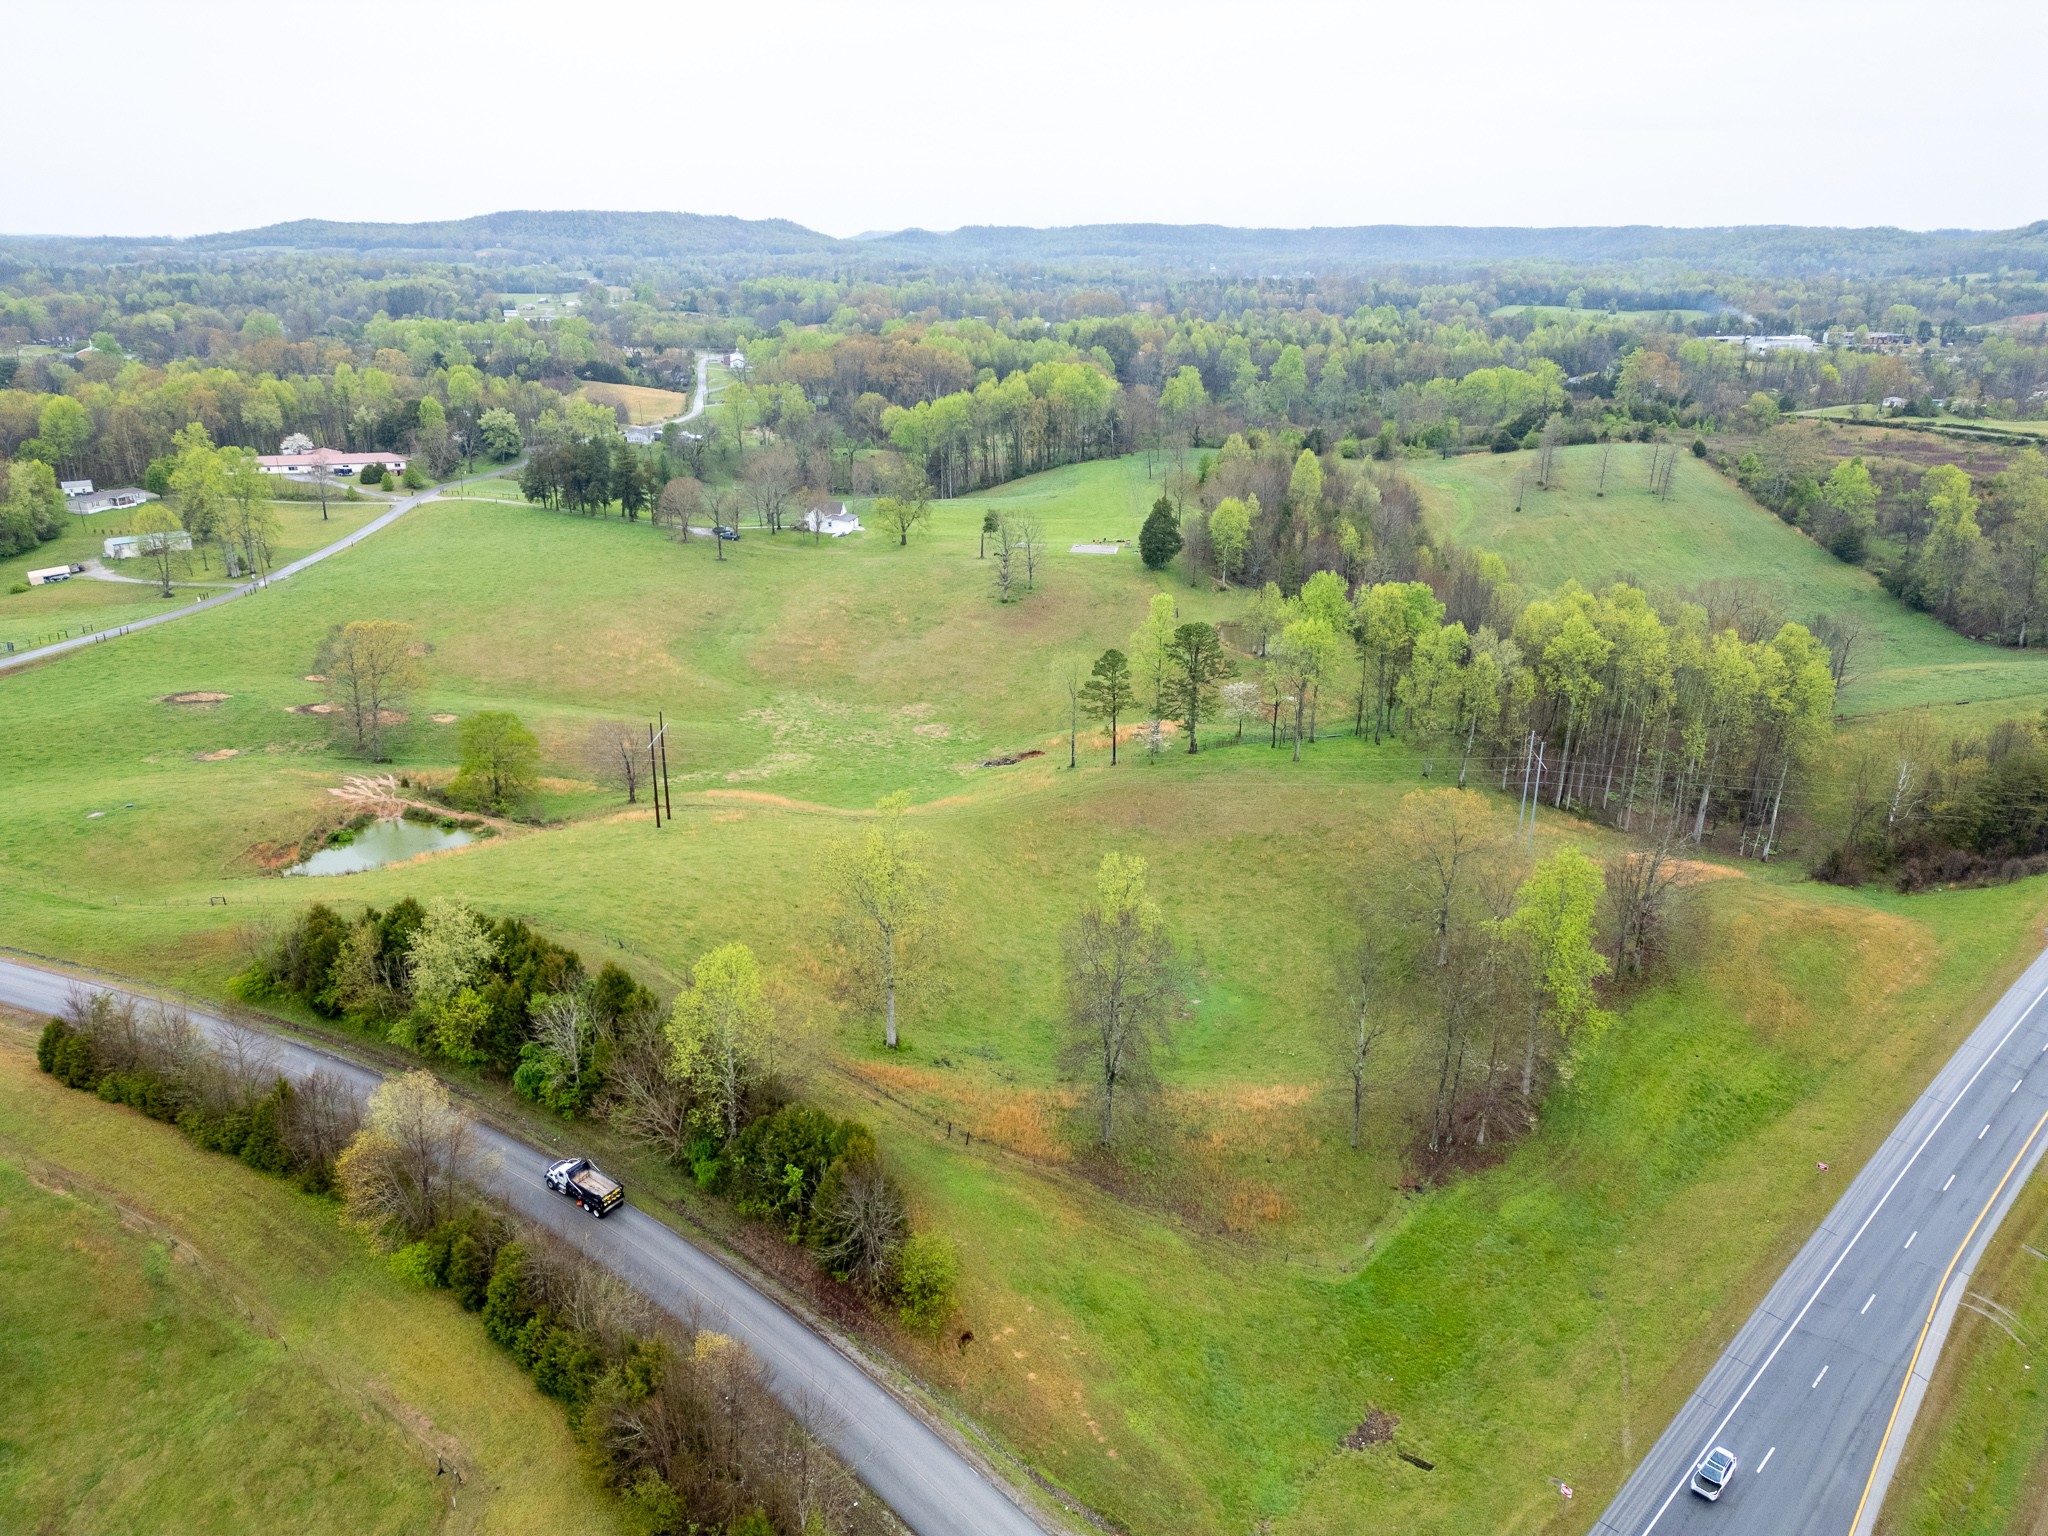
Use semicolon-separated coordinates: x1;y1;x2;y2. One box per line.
104;530;192;560
70;486;157;516
799;503;863;537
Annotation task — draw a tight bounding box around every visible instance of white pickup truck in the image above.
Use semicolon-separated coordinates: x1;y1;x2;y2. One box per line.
544;1155;624;1218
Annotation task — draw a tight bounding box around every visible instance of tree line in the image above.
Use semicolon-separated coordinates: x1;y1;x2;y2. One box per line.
34;995;895;1536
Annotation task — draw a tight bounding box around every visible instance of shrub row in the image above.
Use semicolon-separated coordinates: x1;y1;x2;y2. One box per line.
39;995;884;1536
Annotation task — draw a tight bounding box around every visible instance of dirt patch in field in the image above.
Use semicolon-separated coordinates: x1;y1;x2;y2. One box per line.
195;748;240;761
289;702;337;715
159;691;230;705
430;712;458;724
1343;1406;1400;1450
302;673;328;683
914;721;953;738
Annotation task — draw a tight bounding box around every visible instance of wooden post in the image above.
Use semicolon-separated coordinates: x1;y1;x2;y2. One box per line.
658;711;673;820
648;722;661;828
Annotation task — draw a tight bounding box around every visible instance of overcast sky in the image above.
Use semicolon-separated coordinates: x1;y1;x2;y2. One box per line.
15;0;2045;239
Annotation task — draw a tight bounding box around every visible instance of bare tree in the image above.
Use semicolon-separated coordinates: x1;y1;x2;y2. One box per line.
1393;788;1512;967
1013;508;1046;590
990;512;1018;602
1054;656;1086;767
282;1069;364;1181
1600;836;1692;976
742;445;801;534
607;1006;695;1163
1341;928;1399;1149
583;719;644;804
812;1155;908;1293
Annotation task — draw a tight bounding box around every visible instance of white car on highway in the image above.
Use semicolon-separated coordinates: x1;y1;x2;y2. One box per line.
1690;1445;1737;1500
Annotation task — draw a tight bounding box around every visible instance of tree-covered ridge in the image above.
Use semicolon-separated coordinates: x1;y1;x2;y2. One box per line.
7;212;2046;280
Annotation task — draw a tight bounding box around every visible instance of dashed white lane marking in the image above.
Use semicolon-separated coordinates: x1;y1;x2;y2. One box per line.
1906;1231;1918;1249
1983;1123;1993;1139
1812;1365;1829;1389
1757;1446;1776;1473
1862;1294;1876;1315
1944;1174;1957;1191
2017;1079;2026;1094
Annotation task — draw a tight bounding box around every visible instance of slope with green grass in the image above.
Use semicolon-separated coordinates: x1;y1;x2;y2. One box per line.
6;455;2048;1534
1411;444;2048;715
0;1025;616;1536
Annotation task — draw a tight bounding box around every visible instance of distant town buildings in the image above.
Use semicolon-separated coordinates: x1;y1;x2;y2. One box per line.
1707;334;1820;354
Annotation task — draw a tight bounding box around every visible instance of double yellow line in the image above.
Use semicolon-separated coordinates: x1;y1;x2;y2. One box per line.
1848;1101;2048;1533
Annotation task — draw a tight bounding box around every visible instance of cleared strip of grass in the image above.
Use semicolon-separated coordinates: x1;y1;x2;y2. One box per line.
0;1022;618;1536
1411;444;2048;715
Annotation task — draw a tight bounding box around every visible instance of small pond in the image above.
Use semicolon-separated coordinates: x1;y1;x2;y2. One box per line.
285;816;475;877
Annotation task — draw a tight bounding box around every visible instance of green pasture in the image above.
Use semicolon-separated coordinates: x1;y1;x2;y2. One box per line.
0;1029;615;1536
1;495;392;653
1411;443;2048;715
7;453;2048;1532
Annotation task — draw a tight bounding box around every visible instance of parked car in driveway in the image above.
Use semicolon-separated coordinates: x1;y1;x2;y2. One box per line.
712;525;741;541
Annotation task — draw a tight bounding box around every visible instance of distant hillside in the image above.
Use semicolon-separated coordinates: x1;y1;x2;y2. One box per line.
193;208;842;262
860;220;2048;277
3;210;2043;278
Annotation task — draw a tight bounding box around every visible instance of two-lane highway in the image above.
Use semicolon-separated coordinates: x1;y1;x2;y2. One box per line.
1595;942;2048;1536
0;955;1057;1536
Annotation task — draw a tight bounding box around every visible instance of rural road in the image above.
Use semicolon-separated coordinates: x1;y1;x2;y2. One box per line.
0;954;1056;1536
0;486;439;676
1;348;718;679
1593;941;2048;1536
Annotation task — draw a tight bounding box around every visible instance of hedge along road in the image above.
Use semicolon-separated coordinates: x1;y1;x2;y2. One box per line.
0;953;1058;1536
0;350;724;678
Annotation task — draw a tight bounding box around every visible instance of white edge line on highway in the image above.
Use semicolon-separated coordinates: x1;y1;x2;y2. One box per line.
1633;977;2048;1536
1757;1446;1776;1473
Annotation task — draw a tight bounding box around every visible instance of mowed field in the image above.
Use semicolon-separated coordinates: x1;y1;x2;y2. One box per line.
1411;443;2048;716
0;1023;616;1536
573;380;690;424
0;494;393;654
7;452;2048;1532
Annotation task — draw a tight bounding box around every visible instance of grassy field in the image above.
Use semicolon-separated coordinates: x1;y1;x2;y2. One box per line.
1880;1144;2048;1535
1797;405;2048;440
1411;444;2048;715
574;380;689;424
1;495;391;653
8;452;2048;1532
0;1023;617;1536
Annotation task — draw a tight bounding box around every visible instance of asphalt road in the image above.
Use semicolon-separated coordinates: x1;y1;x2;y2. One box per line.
0;955;1054;1536
1594;942;2048;1536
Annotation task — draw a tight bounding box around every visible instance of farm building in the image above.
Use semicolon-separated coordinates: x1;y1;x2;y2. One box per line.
70;486;156;516
104;531;192;560
256;447;407;477
800;504;863;537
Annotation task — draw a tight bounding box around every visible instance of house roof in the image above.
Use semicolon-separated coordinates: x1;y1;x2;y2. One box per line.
257;447;408;468
70;487;156;513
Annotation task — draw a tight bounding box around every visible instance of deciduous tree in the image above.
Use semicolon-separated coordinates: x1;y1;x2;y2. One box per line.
668;943;776;1140
826;792;939;1050
1060;853;1180;1145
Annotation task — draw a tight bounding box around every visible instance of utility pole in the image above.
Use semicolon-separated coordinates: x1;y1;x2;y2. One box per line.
648;714;675;827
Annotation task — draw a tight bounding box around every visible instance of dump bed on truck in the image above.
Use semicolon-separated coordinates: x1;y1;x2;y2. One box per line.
571;1167;621;1203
